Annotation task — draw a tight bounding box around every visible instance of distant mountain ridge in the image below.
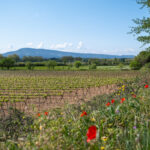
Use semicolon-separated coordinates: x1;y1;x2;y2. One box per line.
3;48;135;59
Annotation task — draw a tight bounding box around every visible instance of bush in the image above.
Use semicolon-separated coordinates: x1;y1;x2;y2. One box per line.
0;107;33;140
89;63;97;70
45;60;57;70
26;61;34;70
130;60;142;70
74;61;82;68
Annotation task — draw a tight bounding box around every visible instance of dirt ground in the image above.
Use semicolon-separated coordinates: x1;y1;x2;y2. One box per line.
0;84;117;117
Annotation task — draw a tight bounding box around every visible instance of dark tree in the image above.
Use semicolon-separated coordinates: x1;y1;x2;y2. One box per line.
0;58;15;70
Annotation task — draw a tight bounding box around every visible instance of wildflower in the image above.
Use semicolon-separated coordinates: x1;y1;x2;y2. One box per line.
39;125;43;130
80;111;87;117
91;117;96;122
111;99;115;104
116;109;119;113
101;136;108;142
106;102;110;106
120;97;125;103
133;126;136;129
144;85;149;88
86;125;97;143
132;94;136;98
101;146;105;150
44;112;48;116
37;113;41;117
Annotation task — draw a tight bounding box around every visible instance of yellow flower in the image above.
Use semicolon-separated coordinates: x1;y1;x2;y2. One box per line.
101;136;108;142
39;125;43;130
107;128;113;133
101;146;105;150
61;112;63;115
91;117;96;122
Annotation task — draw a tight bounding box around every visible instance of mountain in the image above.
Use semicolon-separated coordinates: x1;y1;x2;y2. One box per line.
3;48;135;59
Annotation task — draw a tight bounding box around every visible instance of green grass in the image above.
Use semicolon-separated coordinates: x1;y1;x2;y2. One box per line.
0;74;150;150
10;65;131;71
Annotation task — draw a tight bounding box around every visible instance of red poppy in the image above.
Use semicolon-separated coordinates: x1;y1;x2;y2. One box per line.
37;113;41;117
111;99;115;104
106;102;110;106
120;98;125;103
132;94;136;98
80;111;87;117
44;112;48;116
144;85;149;88
86;125;97;143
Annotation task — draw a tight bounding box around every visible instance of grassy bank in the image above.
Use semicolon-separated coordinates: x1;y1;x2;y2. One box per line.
0;74;150;150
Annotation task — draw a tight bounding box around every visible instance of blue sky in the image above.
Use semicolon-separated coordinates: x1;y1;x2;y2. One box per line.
0;0;149;55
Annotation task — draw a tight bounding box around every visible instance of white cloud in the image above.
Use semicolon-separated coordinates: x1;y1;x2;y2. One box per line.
8;45;14;49
77;41;83;49
37;42;44;49
26;42;33;47
50;42;73;49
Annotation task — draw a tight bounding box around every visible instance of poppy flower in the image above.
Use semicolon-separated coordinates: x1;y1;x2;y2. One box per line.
80;111;87;117
144;85;149;88
120;98;125;103
44;112;48;116
111;99;115;104
132;94;136;98
106;102;110;106
86;125;97;143
37;113;41;117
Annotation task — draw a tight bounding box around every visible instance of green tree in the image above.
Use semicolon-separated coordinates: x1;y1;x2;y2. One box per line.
0;58;15;70
89;63;97;70
46;60;57;70
8;54;20;62
130;0;150;46
118;63;124;70
130;59;142;70
74;61;82;68
26;61;34;70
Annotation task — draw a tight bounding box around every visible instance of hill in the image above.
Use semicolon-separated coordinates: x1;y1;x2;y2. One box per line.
3;48;135;59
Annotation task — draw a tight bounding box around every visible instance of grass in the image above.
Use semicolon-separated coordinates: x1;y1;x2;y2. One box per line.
10;65;130;71
0;73;150;149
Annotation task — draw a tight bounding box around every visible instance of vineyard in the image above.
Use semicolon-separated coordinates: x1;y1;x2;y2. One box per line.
0;70;140;116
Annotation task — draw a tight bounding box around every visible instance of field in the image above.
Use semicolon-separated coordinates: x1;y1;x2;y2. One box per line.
10;65;130;71
0;70;149;150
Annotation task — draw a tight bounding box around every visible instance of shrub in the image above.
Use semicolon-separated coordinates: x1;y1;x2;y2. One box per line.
25;61;34;70
89;63;97;70
74;61;82;68
130;60;142;70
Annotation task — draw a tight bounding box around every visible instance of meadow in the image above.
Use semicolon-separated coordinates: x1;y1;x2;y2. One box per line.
0;70;149;150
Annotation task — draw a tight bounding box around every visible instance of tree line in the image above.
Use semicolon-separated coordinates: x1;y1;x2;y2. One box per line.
0;54;132;70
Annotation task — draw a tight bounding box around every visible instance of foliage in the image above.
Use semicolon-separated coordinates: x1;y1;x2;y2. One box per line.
0;58;15;70
1;74;150;149
89;63;97;70
74;61;82;68
25;61;34;70
45;60;57;70
130;0;150;46
8;54;20;62
130;59;142;70
0;107;33;141
118;63;124;70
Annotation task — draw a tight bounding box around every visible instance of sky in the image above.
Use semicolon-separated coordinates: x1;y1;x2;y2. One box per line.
0;0;149;55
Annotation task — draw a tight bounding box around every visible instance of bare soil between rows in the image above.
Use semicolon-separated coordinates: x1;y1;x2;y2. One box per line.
0;84;117;117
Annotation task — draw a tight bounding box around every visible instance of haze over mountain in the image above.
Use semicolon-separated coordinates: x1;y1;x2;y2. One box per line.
3;48;135;59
